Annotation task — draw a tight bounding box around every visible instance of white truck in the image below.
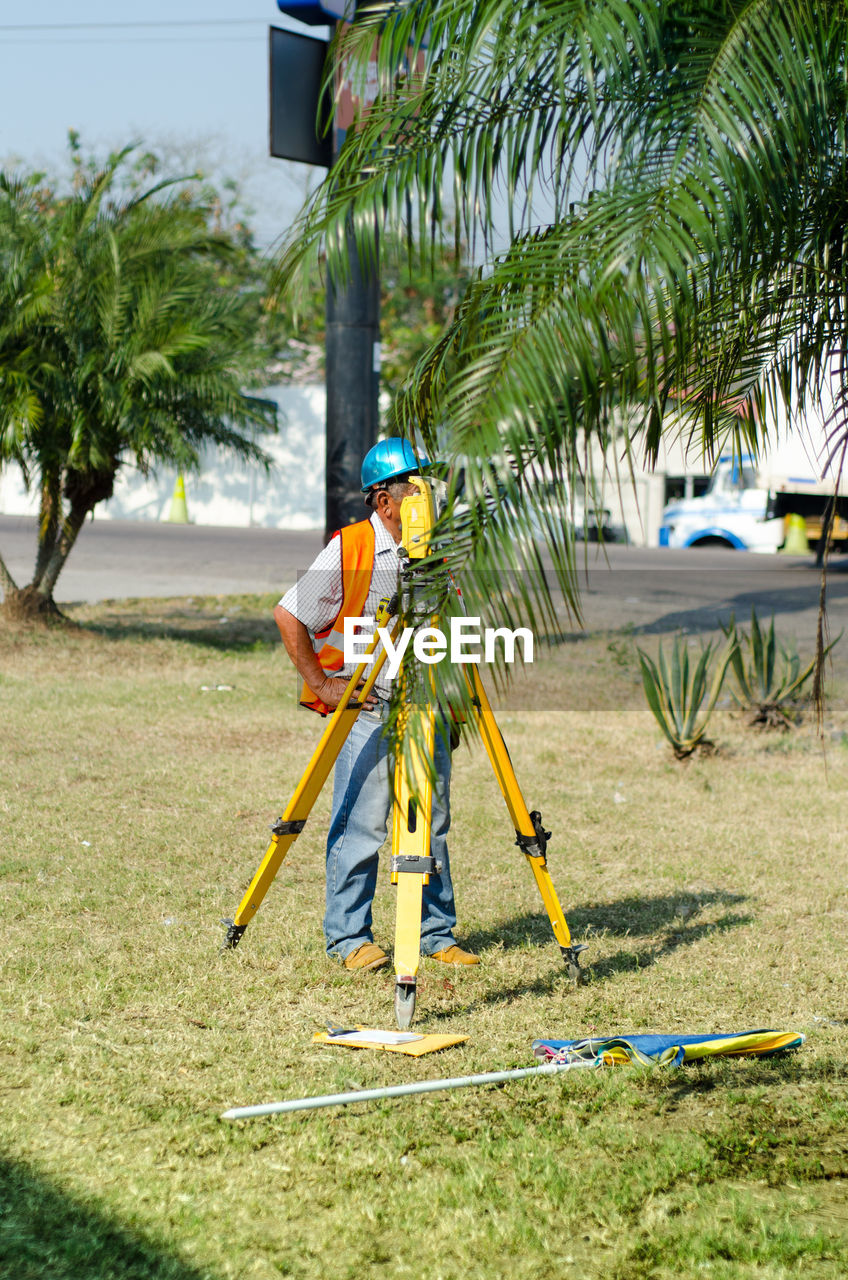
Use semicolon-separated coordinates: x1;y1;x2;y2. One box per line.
658;455;785;553
659;394;848;555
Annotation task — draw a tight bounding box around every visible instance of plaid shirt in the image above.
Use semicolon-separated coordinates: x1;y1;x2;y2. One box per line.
278;513;400;700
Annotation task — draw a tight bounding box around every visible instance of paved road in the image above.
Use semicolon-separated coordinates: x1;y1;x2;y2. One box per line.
572;543;848;643
0;515;323;604
2;514;846;641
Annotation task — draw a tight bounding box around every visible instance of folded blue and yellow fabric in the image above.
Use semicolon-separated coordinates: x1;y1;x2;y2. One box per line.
532;1029;805;1068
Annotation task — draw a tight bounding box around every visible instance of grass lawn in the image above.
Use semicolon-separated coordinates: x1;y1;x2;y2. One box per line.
2;593;847;1280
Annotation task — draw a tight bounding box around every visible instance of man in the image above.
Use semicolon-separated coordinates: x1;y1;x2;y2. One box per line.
274;438;479;972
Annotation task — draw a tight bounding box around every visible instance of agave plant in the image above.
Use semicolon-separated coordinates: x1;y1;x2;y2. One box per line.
721;610;841;728
638;635;735;760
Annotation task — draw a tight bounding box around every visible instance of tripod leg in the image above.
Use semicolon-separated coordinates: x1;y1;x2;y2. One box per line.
222;618;397;949
393;874;424;1029
466;667;587;983
390;704;436;1027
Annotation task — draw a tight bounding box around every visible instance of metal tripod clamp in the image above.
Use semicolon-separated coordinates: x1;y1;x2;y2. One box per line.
271;818;307;837
391;854;442;875
515;811;551;862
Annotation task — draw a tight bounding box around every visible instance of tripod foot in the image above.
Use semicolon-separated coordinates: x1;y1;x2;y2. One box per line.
221;918;247;951
394;979;417;1029
561;943;588;985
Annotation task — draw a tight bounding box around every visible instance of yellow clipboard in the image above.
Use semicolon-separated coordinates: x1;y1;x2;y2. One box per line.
313;1028;468;1056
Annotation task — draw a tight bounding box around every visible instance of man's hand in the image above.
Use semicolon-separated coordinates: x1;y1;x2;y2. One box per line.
315;674;378;712
274;605;379;713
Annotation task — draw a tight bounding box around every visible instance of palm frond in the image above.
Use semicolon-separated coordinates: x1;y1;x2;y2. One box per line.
266;0;848;702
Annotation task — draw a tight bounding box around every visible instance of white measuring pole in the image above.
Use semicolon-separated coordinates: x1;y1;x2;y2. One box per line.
221;1059;597;1119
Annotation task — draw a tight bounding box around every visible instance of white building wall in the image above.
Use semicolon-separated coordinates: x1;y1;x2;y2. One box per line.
579;431;713;547
0;385;326;532
0;387;719;544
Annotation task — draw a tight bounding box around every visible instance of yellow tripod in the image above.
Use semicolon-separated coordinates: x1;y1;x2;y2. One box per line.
221;598;397;951
387;478;441;1026
222;477;586;1027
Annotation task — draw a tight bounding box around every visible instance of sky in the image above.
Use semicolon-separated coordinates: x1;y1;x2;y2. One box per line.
0;0;530;257
0;0;326;245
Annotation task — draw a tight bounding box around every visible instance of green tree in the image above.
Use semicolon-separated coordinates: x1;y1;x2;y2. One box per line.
0;143;276;622
278;0;848;653
273;230;471;399
379;237;471;398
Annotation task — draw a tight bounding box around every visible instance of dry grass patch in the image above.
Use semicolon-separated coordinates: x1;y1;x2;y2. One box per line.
2;595;847;1279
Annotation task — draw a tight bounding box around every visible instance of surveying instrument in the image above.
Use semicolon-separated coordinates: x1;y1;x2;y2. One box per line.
222;474;587;1027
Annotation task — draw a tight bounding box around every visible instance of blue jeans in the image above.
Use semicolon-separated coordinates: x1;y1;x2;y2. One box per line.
324;701;458;960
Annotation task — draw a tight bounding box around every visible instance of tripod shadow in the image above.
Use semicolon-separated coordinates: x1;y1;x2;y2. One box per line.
658;1052;840;1109
582;909;753;983
450;890;752;1010
466;888;748;950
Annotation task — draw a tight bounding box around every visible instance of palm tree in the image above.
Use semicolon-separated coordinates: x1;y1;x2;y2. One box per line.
277;0;848;670
0;147;276;621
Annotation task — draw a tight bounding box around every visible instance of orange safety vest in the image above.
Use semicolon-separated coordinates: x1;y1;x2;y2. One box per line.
300;519;377;716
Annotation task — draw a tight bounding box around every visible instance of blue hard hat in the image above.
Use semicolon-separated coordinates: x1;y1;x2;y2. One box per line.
360;437;429;492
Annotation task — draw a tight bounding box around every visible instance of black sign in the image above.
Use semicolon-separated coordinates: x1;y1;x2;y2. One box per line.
269;26;333;168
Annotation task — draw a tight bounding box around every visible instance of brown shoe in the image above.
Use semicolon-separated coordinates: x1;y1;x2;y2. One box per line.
429;944;480;966
343;943;390;972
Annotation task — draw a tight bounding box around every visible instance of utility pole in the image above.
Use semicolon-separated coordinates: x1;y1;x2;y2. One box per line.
271;2;380;540
324;219;380;538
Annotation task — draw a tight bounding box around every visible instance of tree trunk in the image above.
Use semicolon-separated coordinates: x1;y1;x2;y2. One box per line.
0;468;66;623
0;539;64;624
0;502;87;623
0;581;66;623
0;499;87;625
36;500;91;603
0;549;19;599
0;466;115;624
33;468;61;589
